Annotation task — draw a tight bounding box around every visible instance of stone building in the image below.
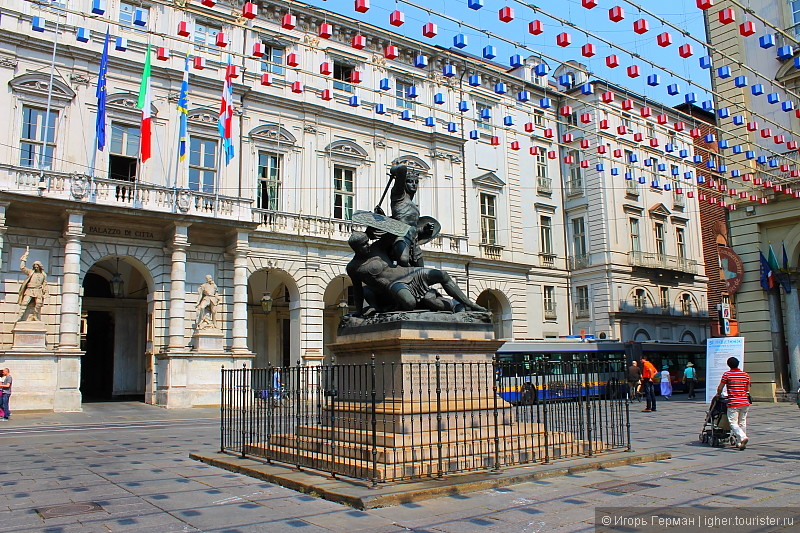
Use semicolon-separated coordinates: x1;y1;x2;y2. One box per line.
704;0;800;399
0;0;572;410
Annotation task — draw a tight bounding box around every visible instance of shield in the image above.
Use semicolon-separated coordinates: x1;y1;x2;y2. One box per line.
352;211;411;237
417;216;441;245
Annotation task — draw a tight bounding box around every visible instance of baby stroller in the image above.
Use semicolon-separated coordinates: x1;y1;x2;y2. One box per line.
699;395;735;447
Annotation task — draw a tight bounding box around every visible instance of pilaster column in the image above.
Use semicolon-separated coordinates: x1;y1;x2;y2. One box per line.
784;286;800;389
168;223;191;352
229;230;250;353
58;210;85;351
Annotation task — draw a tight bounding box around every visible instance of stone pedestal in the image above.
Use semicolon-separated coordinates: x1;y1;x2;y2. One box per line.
245;315;604;481
192;328;224;353
12;320;47;351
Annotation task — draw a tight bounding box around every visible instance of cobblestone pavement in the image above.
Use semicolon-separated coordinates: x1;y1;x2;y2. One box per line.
0;397;798;532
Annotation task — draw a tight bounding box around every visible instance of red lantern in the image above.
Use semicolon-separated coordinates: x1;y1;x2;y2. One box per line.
319;23;333;39
739;192;747;198
580;160;590;168
490;136;500;146
580;139;591;149
657;32;672;47
582;0;597;8
600;119;609;129
350;70;363;83
321;89;332;100
529;20;544;35
260;73;272;86
226;64;240;79
201;0;215;6
609;6;624;22
761;128;772;138
564;155;575;164
286;53;299;67
282;13;296;30
633;18;649;34
354;0;369;13
742;174;752;181
422;22;437;38
530;146;540;156
787;140;798;150
384;45;399;59
156;47;169;61
760;197;769;204
499;6;514;22
597;145;607;154
601;91;614;103
792;170;800;177
740;21;755;36
679;44;693;58
606;55;619;68
177;21;190;37
510;140;520;150
657;114;669;124
690;128;701;137
193;56;206;70
719;8;735;24
696;0;714;9
215;32;229;47
524;122;535;133
557;32;571;47
580;113;592;123
621;99;633;110
252;42;265;57
389;10;404;26
747;121;758;131
633;132;644;142
613;149;622;158
352;34;366;49
320;62;332;75
291;81;303;93
618;125;628;135
242;2;257;19
582;43;596;57
674;122;685;131
774;134;786;144
640;106;651;117
544;128;554;138
562;133;574;143
548;151;557;159
627;65;640;78
687;191;695;198
650;138;659;147
560;105;573;116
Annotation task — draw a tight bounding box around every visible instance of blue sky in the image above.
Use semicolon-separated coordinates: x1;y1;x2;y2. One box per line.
302;0;712;104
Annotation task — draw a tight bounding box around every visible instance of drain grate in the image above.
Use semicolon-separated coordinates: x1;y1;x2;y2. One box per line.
37;502;104;519
586;480;659;493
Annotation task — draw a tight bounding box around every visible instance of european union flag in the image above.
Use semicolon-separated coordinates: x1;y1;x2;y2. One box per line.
177;56;189;162
96;27;110;151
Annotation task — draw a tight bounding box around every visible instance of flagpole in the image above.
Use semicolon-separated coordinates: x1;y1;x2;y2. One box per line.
37;18;60;190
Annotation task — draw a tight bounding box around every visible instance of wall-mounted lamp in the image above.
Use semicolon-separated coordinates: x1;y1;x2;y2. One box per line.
260;270;273;315
338;277;349;317
110;257;124;298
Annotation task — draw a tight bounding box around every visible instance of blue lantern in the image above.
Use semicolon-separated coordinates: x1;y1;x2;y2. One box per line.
401;110;412;121
751;84;764;96
759;34;775;49
468;74;481;87
510;54;523;68
517;90;530;102
769;159;778;168
459;101;469;112
625;171;633;180
629;153;638;163
679;149;689;158
745;151;755;159
534;63;549;76
685;92;697;104
414;55;428;69
558;74;572;87
494;82;507;94
638;176;647;184
612;168;620;176
719;164;728;172
731;169;741;177
434;93;445;105
704;134;715;143
684;171;693;180
375;104;385;114
757;155;767;164
732;145;743;154
647;74;660;86
734;76;748;87
693;155;703;163
539;97;551;109
596;163;605;171
699;56;712;69
76;27;90;42
778;45;794;60
706;160;716;169
469;130;479;139
580;83;594;95
115;37;128;51
134;8;148;27
697;175;705;183
479;108;491;120
644;158;653;167
405;86;418;99
442;64;456;78
468;0;484;9
783;101;796;112
665;144;675;152
667;84;680;95
658;163;667;172
483;45;497;60
664;183;671;191
447;122;457;132
702;100;714;111
91;0;106;15
718;108;730;119
718;139;729;149
32;16;45;32
349;96;359;107
424;117;435;127
732;115;744;125
454;34;468;49
671;166;680;175
767;92;780;104
503;116;513;126
795;57;800;69
380;78;391;91
717;66;731;78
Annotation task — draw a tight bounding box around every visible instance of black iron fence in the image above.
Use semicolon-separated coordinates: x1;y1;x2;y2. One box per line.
220;358;629;484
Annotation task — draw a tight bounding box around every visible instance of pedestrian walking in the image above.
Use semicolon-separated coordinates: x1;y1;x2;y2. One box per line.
660;366;672;399
627;360;642;402
683;362;697;399
640;356;658;412
0;368;12;421
715;357;751;450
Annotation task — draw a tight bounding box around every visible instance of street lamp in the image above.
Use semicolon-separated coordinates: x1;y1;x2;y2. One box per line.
261;270;273;314
110;257;124;298
337;277;349;316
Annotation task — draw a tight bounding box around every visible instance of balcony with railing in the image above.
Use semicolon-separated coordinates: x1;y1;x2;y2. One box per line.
568;254;591;270
628;251;697;274
565;180;585;197
480;243;504;260
538;253;557;268
537;177;552;195
616;300;709;318
6;166;252;220
544;302;557;320
573;304;590;319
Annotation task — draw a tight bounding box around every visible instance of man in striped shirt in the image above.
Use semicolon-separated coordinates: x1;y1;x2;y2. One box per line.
716;357;751;450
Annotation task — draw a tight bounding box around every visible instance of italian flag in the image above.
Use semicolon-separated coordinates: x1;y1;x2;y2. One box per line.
137;45;152;162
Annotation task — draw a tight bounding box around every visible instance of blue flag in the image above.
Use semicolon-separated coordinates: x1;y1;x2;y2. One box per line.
781;242;792;293
760;251;774;291
96;27;110;151
782;242;790;270
177;56;189;162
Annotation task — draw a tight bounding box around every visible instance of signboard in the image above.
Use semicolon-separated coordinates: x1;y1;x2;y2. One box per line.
718;303;731;336
718;246;744;294
705;337;745;403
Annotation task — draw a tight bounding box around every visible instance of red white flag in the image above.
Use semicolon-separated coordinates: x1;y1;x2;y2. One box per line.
137;45;153;162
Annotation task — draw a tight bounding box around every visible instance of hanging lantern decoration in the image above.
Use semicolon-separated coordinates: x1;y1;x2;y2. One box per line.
510;54;523;68
494;82;507;94
719;8;735;24
600;119;609;129
583;0;598;7
215;32;229;47
320;62;332;75
453;33;468;48
157;47;170;61
657;32;672;47
321;89;332;100
134;8;148;27
414;54;428;68
468;0;484;9
390;10;405;26
201;0;215;6
634;133;644;142
32;17;46;32
580;139;591;149
384;45;399;59
349;96;360;107
548;151;557;159
91;0;106;15
633;19;649;34
609;6;624;22
434;93;445;105
544;128;554;138
606;55;620;68
524;122;535;133
627;65;640;78
422;22;437;38
226;64;240;79
582;43;596;57
193;56;206;70
563;133;574;143
499;6;514;22
242;2;257;19
282;13;296;30
640;107;652;117
556;32;572;47
621;99;633;110
76;27;90;42
291;81;303;93
679;44;693;57
760;34;775;48
443;64;456;77
601;91;614;103
490;136;500;146
354;0;370;13
375;104;385;114
177;21;191;37
697;0;714;9
580;113;592;123
483;45;497;59
319;23;333;39
597;145;607;154
529;20;544;35
352;33;366;49
286;53;299;67
510;141;520;151
115;37;128;51
740;21;755;36
260;73;272;85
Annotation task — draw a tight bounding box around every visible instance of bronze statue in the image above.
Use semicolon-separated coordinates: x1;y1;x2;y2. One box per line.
17;246;48;322
346;231;485;315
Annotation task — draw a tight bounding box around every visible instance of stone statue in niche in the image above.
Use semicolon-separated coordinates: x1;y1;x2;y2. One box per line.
17;246;48;322
195;274;220;330
344;164;488;325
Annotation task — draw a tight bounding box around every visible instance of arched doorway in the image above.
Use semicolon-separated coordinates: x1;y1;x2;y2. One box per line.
81;257;151;402
476;289;512;339
248;268;300;368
